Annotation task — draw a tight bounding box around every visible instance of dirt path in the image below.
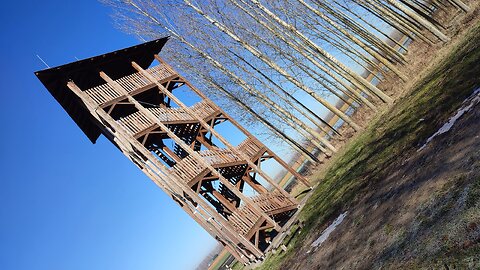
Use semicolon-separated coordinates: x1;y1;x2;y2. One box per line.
264;7;480;270
290;92;479;269
250;4;480;270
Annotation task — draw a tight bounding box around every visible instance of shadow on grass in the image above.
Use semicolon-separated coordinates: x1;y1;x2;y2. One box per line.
255;20;480;270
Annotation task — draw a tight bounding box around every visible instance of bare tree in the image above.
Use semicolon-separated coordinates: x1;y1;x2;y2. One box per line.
103;0;465;161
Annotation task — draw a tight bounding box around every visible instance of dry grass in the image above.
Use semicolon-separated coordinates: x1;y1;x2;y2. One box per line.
252;5;480;270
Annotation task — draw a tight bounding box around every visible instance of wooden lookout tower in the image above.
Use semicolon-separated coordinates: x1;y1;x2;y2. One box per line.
35;38;309;264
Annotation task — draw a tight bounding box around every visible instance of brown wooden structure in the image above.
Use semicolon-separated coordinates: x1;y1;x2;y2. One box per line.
35;38;309;264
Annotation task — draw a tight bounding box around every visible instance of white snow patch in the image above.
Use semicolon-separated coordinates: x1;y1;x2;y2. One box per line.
418;87;480;152
306;212;347;254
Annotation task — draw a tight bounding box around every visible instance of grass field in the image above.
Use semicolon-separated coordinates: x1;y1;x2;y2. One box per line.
250;18;480;270
208;249;231;270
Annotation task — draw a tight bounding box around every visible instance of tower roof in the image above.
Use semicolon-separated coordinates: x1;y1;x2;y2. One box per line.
35;37;170;143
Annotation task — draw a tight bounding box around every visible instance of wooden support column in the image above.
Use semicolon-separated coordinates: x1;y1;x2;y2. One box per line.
222;109;310;188
158;58;310;188
67;81;264;259
98;71;281;232
141;161;251;265
155;57;310;188
142;57;300;199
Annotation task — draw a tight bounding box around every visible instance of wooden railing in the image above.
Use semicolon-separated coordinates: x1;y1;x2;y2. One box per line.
149;100;216;124
84;83;121;105
147;64;175;82
237;138;264;160
117;110;154;135
251;191;296;214
169;138;266;183
228;203;261;236
169;154;207;183
116;71;151;92
169;147;242;183
199;148;243;166
116;100;216;137
228;192;296;236
84;63;176;106
190;101;218;119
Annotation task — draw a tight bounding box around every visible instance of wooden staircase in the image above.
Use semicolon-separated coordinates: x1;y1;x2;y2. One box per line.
169;139;264;185
229;191;297;237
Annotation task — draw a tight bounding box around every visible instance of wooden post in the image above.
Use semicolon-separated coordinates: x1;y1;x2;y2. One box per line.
153;56;310;188
171;67;311;187
98;71;282;232
131;61;297;202
67;81;264;259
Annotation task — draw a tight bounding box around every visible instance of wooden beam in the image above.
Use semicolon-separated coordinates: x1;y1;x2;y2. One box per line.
163;60;311;188
212;190;237;213
242;175;268;194
152;56;299;199
130;64;283;231
67;80;264;259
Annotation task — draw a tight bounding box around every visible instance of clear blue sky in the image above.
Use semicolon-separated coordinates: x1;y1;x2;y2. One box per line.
0;1;218;270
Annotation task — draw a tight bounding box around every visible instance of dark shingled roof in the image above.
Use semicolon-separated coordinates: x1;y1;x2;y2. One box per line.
35;37;169;143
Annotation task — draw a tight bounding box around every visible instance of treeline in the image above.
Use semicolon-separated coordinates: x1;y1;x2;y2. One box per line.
103;0;470;161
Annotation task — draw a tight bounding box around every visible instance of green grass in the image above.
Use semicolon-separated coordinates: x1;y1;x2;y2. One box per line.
253;20;480;270
209;251;232;270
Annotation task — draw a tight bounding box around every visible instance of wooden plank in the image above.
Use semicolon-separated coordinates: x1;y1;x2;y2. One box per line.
132;63;283;232
152;56;298;202
68;80;264;259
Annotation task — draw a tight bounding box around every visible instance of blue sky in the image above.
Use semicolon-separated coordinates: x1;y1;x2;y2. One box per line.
0;1;218;270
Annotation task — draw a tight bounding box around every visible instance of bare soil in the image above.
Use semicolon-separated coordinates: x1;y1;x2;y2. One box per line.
269;3;480;270
289;96;480;269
